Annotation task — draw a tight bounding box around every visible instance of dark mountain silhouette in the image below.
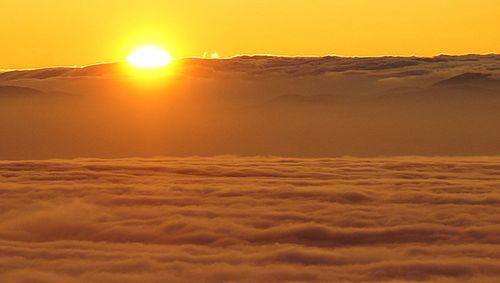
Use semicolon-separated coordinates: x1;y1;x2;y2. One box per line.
434;72;500;88
0;85;44;96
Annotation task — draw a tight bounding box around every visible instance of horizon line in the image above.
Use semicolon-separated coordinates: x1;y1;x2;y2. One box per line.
1;52;498;72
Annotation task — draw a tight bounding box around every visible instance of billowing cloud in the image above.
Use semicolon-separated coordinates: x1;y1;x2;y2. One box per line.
0;156;499;282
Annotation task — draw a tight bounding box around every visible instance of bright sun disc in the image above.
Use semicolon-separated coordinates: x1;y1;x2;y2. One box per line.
128;46;172;68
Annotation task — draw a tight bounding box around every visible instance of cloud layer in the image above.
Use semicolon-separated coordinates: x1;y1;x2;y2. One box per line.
1;55;500;159
1;156;499;282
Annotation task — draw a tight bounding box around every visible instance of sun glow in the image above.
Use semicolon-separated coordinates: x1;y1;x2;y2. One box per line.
128;46;172;68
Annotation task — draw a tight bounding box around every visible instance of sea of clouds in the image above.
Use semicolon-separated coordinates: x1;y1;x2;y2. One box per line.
0;156;499;282
1;55;500;159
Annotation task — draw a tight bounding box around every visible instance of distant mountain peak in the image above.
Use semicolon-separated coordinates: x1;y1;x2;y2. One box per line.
0;85;44;96
435;72;495;86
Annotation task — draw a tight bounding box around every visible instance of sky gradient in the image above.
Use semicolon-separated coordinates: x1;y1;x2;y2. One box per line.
1;0;500;68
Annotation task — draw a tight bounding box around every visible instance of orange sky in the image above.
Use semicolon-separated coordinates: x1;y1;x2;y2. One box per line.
1;0;499;69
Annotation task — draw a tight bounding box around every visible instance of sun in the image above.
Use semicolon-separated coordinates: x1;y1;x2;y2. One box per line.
127;46;172;68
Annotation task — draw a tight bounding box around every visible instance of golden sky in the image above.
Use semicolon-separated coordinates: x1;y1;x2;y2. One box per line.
1;0;499;68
